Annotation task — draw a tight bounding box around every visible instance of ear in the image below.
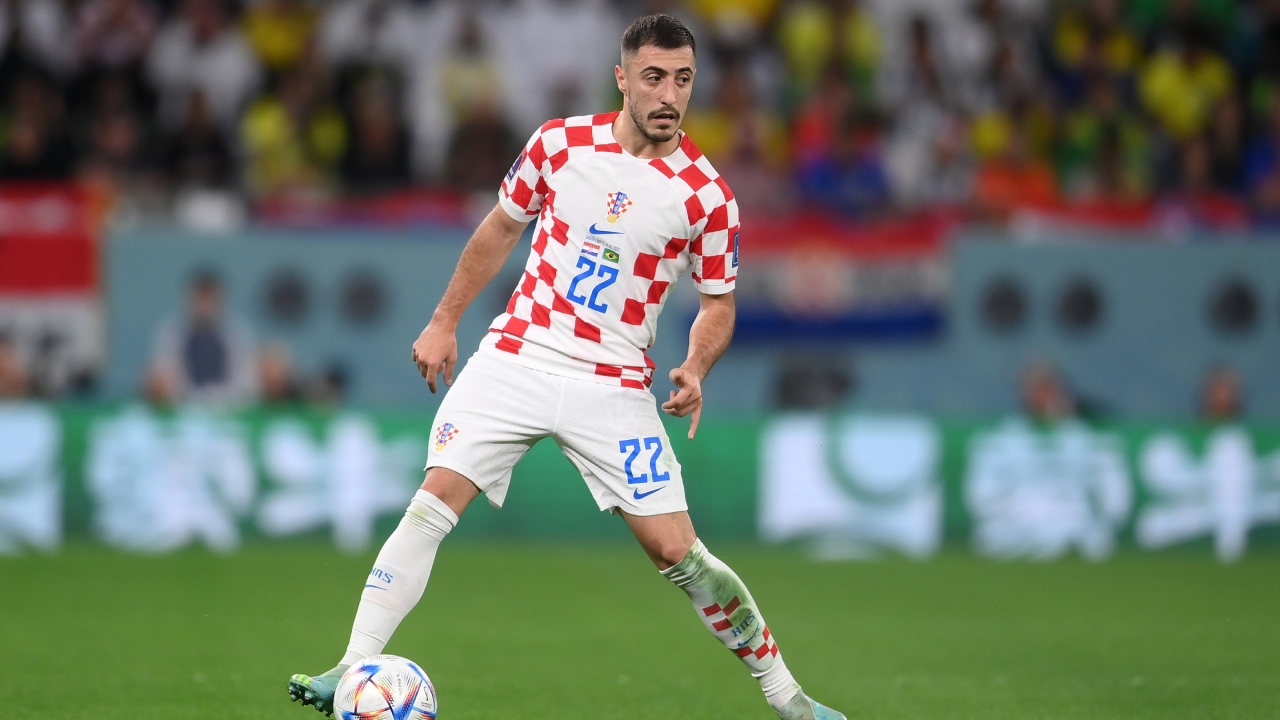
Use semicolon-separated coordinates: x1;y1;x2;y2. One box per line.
614;64;625;94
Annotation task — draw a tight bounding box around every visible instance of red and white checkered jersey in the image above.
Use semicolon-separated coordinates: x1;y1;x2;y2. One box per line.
480;111;739;390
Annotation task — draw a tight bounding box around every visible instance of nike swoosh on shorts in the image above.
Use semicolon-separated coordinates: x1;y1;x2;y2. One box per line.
633;486;665;500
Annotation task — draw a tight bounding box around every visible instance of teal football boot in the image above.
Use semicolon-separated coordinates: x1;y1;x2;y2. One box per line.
287;665;348;717
776;691;848;720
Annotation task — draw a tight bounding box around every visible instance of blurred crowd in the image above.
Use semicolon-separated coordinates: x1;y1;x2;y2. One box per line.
3;0;1280;226
140;269;349;408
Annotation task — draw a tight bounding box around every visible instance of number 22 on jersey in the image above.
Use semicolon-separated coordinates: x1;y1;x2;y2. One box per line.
566;256;618;314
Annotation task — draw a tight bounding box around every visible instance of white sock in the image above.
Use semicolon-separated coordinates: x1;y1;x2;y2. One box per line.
339;490;458;666
662;540;802;711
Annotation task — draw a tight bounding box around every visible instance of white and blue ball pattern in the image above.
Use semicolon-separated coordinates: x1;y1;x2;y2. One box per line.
334;655;437;720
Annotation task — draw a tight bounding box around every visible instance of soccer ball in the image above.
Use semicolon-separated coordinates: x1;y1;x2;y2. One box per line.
334;654;438;720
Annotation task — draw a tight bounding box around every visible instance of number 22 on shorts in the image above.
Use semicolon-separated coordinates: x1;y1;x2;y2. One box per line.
619;436;671;486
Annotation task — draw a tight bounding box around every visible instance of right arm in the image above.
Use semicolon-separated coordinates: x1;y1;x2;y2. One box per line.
412;204;529;392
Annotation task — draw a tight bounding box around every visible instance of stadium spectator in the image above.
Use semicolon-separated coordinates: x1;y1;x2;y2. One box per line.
306;363;348;407
1251;0;1280;84
1200;365;1243;423
1251;170;1280;226
686;0;775;46
697;64;792;214
1021;360;1074;423
1138;27;1233;141
1057;77;1151;200
0;72;73;180
340;73;411;194
148;0;261;133
241;0;318;74
792;65;850;168
0;335;31;399
258;341;303;406
0;0;72;86
777;0;880;111
3;0;1280;229
1206;96;1244;193
440;8;516;194
493;0;622;132
880;14;961;117
1047;0;1141;107
1244;102;1280;196
438;8;502;132
1130;0;1234;52
880;15;969;208
74;0;158;73
682;63;785;166
240;61;346;195
161;90;234;191
1153;135;1251;231
795;105;890;216
973;124;1059;220
318;0;417;72
444;96;517;195
78;106;155;193
146;269;259;406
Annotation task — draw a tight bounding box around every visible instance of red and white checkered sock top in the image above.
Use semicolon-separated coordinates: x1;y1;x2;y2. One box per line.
481;111;739;390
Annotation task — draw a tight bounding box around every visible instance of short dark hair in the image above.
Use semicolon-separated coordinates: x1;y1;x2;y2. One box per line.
622;14;696;59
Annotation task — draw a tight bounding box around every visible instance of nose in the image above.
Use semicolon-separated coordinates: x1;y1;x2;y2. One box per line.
659;77;678;106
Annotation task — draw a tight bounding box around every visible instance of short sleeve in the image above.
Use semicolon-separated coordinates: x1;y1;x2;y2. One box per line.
497;126;548;222
691;193;739;295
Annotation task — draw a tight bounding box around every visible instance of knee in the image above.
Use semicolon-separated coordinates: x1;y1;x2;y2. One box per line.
651;537;695;570
421;467;479;517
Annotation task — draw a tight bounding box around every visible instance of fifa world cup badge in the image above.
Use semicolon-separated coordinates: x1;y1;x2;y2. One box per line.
434;422;459;452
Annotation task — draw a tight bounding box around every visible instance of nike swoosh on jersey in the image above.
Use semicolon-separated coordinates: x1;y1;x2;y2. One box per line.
633;486;666;500
588;223;624;235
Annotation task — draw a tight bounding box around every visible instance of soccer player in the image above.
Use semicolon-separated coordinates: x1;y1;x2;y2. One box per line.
288;15;845;720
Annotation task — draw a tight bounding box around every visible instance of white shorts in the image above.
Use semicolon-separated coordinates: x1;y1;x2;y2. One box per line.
424;352;687;516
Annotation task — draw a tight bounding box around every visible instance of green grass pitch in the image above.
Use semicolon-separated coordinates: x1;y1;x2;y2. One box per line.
2;543;1277;719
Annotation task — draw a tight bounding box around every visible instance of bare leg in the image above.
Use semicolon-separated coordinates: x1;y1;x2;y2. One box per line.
620;509;697;569
421;466;482;518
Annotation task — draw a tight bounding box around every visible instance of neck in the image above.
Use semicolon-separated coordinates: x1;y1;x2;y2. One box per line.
612;107;682;159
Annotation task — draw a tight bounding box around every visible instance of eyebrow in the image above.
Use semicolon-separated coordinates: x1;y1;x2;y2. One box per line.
641;66;695;75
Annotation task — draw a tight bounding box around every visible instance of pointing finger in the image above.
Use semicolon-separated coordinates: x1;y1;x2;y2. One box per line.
426;361;438;394
688;403;701;439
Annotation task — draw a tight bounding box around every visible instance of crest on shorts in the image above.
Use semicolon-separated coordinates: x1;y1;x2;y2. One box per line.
605;191;632;223
434;422;459;452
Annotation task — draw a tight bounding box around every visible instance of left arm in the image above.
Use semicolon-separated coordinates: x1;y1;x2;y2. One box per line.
662;291;735;439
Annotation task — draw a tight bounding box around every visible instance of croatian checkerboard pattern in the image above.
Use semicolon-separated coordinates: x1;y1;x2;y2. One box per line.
483;112;738;389
702;596;781;662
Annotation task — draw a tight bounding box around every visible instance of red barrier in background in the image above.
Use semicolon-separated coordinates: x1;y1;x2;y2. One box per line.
743;209;956;256
0;184;102;294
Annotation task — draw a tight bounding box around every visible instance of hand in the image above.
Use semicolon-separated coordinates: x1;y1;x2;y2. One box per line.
411;321;458;393
661;367;703;439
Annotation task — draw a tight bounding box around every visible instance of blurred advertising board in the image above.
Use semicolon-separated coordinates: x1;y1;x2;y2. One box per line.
2;403;1278;559
732;211;953;342
0;184;106;396
0;183;101;294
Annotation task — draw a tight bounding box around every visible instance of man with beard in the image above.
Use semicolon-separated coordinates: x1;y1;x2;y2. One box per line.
288;15;845;720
